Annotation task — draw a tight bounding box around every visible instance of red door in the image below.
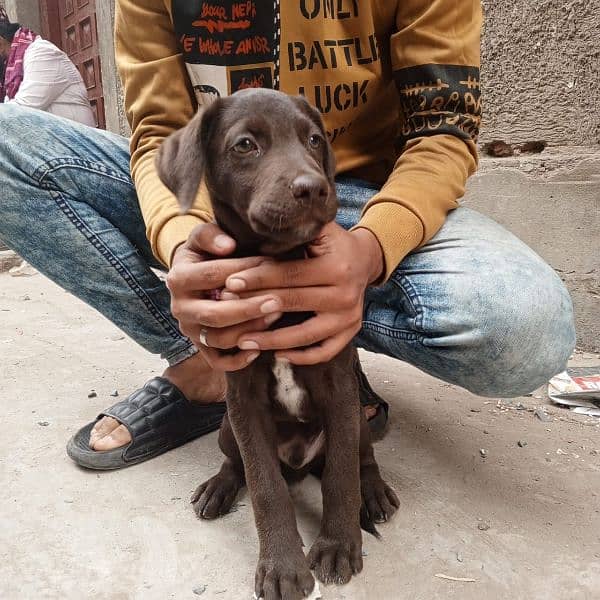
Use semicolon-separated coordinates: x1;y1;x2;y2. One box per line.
38;0;105;128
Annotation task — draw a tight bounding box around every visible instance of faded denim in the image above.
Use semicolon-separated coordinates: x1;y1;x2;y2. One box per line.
0;104;576;397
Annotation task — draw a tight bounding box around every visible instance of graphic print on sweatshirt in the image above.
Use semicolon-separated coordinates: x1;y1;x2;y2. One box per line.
171;1;480;151
172;0;278;104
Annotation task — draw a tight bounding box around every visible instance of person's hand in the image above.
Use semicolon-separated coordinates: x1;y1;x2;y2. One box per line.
167;223;283;371
223;222;384;365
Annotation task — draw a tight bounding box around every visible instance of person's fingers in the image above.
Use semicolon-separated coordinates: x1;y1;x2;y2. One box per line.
199;346;260;372
186;222;236;256
306;221;341;257
167;256;267;294
237;313;349;351
220;291;240;301
225;255;345;292
235;285;360;314
194;312;282;350
173;295;281;329
275;327;360;365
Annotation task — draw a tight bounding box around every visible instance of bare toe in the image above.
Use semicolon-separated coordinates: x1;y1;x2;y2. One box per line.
89;416;120;445
90;422;132;451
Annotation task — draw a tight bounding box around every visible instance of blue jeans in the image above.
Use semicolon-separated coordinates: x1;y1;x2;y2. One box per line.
0;104;576;397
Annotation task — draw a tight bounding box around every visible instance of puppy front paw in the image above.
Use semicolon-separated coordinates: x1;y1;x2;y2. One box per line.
307;531;363;585
190;469;242;520
254;553;315;600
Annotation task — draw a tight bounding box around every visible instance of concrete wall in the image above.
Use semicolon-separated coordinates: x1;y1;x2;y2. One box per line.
480;0;600;147
3;0;40;32
5;1;599;148
96;1;129;136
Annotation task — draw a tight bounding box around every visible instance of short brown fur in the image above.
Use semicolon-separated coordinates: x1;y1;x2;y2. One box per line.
157;89;398;600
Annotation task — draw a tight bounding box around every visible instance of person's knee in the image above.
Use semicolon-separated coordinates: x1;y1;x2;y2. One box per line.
457;272;576;398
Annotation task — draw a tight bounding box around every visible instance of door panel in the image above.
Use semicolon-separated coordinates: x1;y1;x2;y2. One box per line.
38;0;105;128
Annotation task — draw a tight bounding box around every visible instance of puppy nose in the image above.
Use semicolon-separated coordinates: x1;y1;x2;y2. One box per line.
290;174;328;202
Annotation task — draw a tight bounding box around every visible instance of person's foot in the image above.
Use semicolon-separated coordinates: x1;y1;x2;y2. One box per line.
89;351;226;451
88;353;380;451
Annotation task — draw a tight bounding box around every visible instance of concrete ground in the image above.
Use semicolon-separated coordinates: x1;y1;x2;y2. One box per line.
1;272;599;600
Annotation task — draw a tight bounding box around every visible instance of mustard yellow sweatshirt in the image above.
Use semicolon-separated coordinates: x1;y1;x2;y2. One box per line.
115;0;482;280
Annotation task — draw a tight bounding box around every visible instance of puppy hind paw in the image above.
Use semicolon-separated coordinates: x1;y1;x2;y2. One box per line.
360;475;399;526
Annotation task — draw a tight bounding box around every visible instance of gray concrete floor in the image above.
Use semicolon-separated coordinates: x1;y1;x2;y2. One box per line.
1;273;599;600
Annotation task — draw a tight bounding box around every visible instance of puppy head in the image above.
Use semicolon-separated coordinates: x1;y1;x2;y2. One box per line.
156;89;338;255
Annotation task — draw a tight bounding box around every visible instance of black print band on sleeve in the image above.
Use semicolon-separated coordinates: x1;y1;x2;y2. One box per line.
394;64;481;146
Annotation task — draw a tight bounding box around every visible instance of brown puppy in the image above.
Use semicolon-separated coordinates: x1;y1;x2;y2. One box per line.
157;89;398;600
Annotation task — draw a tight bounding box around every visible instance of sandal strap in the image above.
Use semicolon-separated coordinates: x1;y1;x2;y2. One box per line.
100;377;225;462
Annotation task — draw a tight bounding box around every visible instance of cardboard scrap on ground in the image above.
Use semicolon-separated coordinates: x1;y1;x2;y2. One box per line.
548;368;600;417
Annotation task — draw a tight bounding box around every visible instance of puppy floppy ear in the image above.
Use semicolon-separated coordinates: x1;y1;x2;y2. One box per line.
156;101;221;213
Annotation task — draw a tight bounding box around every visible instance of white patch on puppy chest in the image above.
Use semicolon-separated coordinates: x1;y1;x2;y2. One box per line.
272;358;305;418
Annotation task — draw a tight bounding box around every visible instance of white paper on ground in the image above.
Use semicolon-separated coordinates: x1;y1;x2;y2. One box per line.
572;406;600;417
548;368;600;417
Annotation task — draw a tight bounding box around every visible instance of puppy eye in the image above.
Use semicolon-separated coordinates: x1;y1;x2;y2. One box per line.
233;138;257;154
308;134;322;149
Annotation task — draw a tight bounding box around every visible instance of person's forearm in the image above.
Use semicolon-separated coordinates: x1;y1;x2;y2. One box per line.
353;0;482;282
116;0;216;266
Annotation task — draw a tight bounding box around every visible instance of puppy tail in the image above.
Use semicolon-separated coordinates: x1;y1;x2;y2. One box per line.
360;505;381;539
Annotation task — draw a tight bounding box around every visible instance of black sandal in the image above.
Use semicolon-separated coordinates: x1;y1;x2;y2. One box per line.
66;377;226;470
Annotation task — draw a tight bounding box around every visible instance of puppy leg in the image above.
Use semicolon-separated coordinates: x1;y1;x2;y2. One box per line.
227;374;315;600
191;414;245;520
359;411;400;532
307;357;363;585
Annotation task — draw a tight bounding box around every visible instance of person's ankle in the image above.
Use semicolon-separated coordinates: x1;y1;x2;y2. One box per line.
163;351;226;405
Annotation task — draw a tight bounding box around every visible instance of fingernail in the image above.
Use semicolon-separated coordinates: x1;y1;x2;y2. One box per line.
227;277;246;291
239;340;260;350
220;291;240;301
246;351;260;363
264;312;282;326
214;234;233;249
260;299;280;314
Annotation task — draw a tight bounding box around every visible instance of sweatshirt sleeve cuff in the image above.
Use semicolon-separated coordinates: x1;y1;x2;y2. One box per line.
352;203;424;282
156;214;206;268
